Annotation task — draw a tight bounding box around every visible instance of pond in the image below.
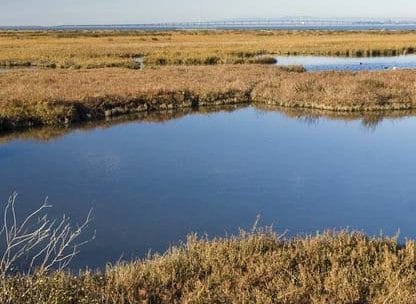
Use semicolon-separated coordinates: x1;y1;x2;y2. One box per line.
275;55;416;71
1;106;416;270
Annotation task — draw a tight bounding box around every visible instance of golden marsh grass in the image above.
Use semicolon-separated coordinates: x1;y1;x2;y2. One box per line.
2;228;416;303
1;65;416;130
1;30;416;68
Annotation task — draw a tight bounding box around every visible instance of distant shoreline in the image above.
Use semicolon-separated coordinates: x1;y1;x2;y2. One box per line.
2;17;416;31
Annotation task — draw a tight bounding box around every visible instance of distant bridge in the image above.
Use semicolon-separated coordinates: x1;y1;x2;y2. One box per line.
2;18;416;31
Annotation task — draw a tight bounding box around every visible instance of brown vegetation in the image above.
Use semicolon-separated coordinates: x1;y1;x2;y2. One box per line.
1;30;416;68
0;66;256;130
252;69;416;111
1;65;416;131
1;228;416;304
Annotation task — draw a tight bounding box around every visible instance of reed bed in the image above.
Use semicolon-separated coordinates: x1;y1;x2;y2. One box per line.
1;30;416;68
1;228;416;303
0;66;257;130
1;65;416;131
251;69;416;111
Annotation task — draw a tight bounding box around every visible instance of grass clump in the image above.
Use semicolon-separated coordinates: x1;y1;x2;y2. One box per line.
277;64;306;73
2;228;416;303
248;56;278;64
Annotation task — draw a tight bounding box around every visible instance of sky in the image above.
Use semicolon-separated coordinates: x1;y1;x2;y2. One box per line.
1;0;416;26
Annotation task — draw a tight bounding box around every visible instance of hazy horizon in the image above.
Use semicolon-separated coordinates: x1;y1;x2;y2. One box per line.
2;0;416;26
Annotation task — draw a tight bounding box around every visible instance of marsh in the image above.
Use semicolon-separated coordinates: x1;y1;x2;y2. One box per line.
1;106;416;269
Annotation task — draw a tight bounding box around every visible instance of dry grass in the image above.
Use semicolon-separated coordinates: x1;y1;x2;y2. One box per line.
2;29;416;131
1;30;416;68
252;69;416;111
1;65;416;131
1;228;416;303
0;66;257;129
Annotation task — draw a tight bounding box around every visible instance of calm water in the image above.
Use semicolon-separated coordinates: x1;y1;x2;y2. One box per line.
1;106;416;269
276;55;416;71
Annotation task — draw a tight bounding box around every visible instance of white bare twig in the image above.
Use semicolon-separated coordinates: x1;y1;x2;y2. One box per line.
0;192;94;278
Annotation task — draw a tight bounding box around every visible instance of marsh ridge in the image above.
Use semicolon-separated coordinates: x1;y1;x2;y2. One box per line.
2;66;416;132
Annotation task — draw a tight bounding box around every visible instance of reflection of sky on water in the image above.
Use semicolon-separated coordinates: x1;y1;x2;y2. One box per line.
276;55;416;71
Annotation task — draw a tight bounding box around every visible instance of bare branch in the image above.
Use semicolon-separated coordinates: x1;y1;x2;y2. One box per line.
0;193;94;278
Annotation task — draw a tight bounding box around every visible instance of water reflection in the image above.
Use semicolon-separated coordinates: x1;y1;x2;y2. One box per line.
275;55;416;72
2;104;416;269
2;105;416;143
256;105;416;131
0;105;247;144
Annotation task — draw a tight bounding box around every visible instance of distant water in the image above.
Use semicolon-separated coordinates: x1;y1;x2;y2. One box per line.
276;55;416;72
2;106;416;270
3;19;416;31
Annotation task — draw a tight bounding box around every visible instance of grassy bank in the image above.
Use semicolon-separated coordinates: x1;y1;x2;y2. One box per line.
1;229;416;303
1;65;416;131
1;30;416;68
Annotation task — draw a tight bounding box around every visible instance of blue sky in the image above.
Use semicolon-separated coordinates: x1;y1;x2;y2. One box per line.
1;0;415;26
